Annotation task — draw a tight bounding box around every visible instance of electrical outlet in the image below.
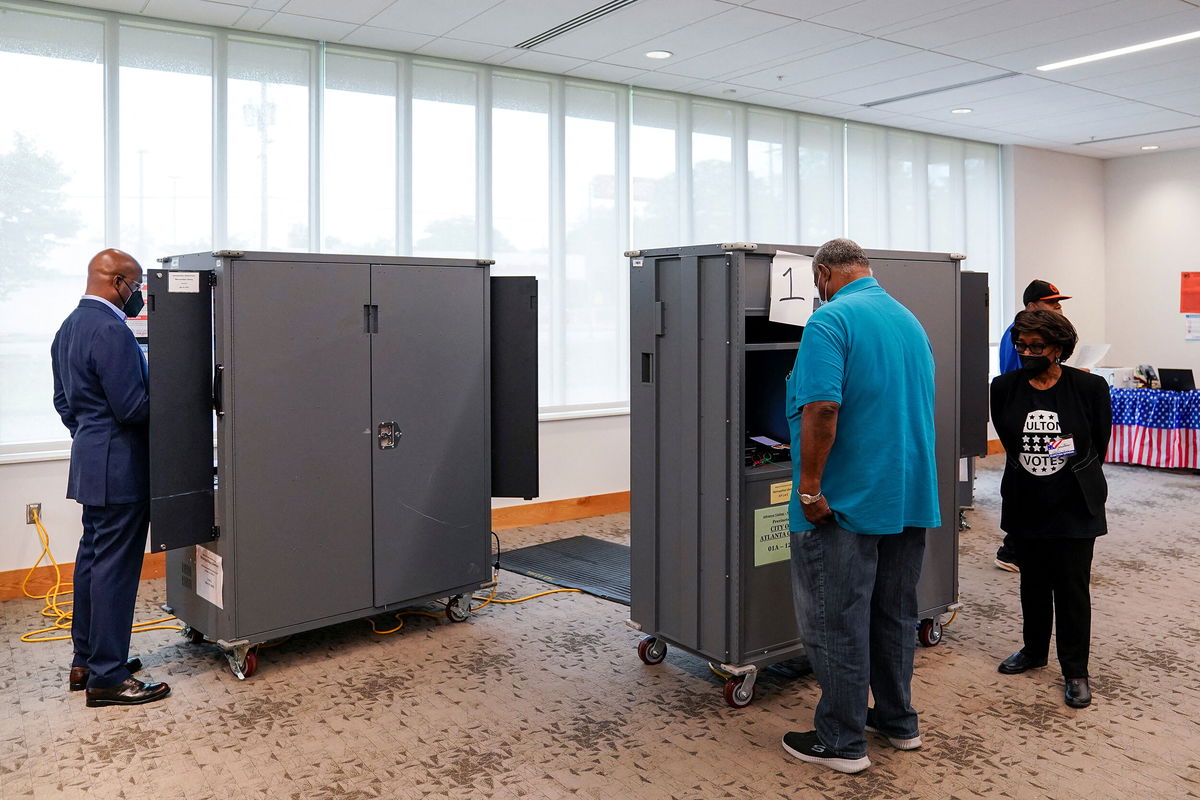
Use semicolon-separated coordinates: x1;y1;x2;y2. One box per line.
26;503;42;524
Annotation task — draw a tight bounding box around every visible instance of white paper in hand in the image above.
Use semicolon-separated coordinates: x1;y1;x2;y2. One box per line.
769;250;816;327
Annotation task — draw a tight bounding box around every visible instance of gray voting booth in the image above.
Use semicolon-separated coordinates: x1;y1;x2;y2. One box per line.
628;243;983;707
147;251;538;678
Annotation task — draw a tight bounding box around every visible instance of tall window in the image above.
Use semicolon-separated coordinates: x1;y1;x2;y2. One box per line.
564;84;623;408
411;63;476;258
0;8;104;445
119;25;213;261
323;51;397;255
0;0;1005;451
227;38;311;251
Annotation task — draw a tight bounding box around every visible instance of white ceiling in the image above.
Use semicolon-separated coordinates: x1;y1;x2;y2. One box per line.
59;0;1200;157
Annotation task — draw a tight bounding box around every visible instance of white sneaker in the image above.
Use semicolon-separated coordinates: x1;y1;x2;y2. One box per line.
782;731;871;774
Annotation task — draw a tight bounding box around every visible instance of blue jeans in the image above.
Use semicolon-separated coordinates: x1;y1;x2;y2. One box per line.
790;522;926;758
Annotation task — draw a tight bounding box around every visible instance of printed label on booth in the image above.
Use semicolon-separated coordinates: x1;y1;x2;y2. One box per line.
754;506;791;567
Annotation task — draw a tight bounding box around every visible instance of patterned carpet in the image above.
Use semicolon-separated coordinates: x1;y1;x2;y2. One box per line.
2;457;1199;799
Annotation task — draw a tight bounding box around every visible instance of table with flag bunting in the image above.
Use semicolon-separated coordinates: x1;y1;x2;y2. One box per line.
1107;387;1200;469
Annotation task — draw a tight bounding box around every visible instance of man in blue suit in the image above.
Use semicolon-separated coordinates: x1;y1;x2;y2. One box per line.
51;248;170;707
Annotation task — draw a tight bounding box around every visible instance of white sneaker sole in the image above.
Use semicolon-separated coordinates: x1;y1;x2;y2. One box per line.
865;723;922;750
782;738;871;773
994;559;1020;572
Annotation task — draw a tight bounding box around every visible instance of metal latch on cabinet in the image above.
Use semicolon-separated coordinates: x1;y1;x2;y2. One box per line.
378;421;400;450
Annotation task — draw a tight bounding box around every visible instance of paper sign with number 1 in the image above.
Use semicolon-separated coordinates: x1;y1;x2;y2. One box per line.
769;250;816;327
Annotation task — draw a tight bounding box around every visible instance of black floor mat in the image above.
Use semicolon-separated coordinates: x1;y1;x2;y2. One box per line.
499;535;630;605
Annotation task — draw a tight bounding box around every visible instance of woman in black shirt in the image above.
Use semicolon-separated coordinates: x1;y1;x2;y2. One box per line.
989;310;1111;708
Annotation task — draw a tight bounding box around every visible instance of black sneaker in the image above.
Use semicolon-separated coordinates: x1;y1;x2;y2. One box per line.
781;730;870;774
994;545;1019;573
864;708;922;750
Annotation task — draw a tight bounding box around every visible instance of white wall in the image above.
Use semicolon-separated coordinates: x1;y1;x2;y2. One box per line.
1104;147;1200;369
0;415;631;574
1005;145;1108;346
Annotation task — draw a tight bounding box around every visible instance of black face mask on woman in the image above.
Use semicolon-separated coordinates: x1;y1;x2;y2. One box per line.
1019;354;1052;375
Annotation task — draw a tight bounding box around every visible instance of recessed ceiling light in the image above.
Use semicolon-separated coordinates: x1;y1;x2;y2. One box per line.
645;50;673;59
951;107;973;114
1037;29;1200;71
1141;145;1160;151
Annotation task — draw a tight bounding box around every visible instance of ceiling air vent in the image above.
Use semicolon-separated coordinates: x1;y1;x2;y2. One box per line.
515;0;642;49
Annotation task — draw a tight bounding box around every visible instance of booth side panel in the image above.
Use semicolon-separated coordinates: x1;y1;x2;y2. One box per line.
872;258;960;615
229;260;375;638
629;257;659;632
696;254;734;660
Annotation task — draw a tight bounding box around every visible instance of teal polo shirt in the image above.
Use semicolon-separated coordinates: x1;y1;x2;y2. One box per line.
786;276;940;535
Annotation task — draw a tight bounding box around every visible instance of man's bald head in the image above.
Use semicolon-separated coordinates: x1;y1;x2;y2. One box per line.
85;248;143;307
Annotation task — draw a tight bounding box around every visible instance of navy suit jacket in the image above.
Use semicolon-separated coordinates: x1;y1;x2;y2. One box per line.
51;299;150;506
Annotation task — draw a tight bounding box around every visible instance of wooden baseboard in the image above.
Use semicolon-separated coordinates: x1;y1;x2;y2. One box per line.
0;552;166;603
492;491;630;530
986;439;1004;456
1;495;632;602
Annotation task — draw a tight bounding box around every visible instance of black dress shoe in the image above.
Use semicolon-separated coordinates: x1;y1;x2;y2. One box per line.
85;677;170;707
69;657;144;691
1065;677;1092;708
998;651;1048;674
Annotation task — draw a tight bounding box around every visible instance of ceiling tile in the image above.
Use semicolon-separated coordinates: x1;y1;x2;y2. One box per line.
629;71;705;91
1138;88;1200;115
279;0;394;26
825;62;1011;105
535;0;743;61
258;12;356;39
498;50;588;75
232;8;273;29
742;0;862;21
414;36;509;62
811;0;988;35
52;0;145;11
141;0;248;26
779;96;860;117
563;62;646;83
443;0;605;47
368;0;499;36
969;8;1200;69
674;21;862;81
884;0;1104;50
338;25;433;52
730;37;918;91
253;0;289;11
872;73;1042;114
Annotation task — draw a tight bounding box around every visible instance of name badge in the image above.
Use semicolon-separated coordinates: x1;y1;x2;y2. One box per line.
1047;435;1076;458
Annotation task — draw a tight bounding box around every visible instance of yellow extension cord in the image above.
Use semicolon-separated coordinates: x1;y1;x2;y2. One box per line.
20;508;180;643
23;509;582;643
367;572;581;635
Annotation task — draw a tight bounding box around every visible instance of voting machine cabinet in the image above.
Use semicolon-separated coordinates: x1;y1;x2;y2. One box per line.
146;251;538;678
628;243;972;707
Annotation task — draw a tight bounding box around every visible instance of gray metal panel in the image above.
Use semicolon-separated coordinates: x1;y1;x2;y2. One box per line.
629;256;660;632
490;277;539;499
960;271;990;457
871;258;960;617
371;264;491;607
650;256;703;649
147;267;215;552
229;259;375;637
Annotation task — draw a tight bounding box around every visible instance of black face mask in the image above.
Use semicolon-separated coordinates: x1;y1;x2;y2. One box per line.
118;277;144;317
1019;354;1052;375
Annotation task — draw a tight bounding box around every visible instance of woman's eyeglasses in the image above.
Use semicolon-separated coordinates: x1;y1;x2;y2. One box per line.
1012;340;1047;354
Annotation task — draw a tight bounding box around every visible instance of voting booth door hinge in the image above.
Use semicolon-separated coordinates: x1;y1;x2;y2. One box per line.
211;526;221;540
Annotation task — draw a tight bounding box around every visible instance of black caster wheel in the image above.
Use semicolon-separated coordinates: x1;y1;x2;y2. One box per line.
723;676;755;708
446;595;471;623
637;635;667;665
185;626;205;644
918;618;943;647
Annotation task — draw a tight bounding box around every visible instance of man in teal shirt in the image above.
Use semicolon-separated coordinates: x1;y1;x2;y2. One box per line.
780;239;939;774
